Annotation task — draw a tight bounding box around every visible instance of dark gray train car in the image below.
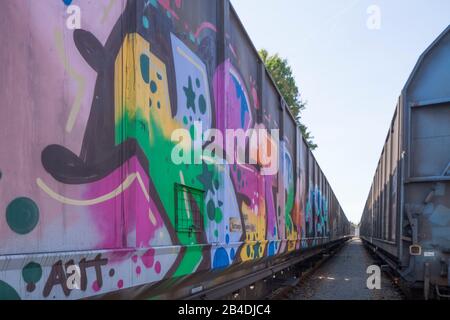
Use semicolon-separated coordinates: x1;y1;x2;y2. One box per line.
360;26;450;299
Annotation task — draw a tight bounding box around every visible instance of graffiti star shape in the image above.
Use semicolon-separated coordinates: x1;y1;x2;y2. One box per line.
197;163;215;195
183;76;197;113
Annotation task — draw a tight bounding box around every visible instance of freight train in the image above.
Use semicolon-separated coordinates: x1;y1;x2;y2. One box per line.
0;0;351;300
359;26;450;300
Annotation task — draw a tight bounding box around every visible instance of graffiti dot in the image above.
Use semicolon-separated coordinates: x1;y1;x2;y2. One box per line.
22;262;42;285
183;116;188;125
62;0;72;5
246;246;251;257
195;78;201;88
150;80;158;93
92;280;101;292
132;255;138;263
155;262;161;274
136;266;142;275
149;98;153;108
140;54;150;84
0;281;20;300
198;95;207;115
0;170;2;180
141;248;155;269
214;208;223;224
214;179;219;190
207;200;215;221
230;248;236;260
213;248;229;270
117;280;124;289
214;230;219;238
109;269;115;277
6;197;39;235
142;16;150;29
157;101;161;109
237;170;241;182
26;283;36;293
226;234;230;245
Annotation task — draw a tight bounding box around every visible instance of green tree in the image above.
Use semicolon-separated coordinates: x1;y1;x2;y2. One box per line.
259;49;317;150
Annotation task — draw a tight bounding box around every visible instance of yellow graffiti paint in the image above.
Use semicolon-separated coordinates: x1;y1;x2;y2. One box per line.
114;33;179;145
240;197;267;262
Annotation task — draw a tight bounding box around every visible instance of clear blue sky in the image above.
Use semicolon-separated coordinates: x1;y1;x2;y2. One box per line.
231;0;450;224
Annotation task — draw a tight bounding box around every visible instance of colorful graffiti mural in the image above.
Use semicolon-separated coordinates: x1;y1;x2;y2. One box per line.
0;0;349;300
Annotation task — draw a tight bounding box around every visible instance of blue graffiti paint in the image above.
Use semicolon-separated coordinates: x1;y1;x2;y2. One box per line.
140;54;150;84
150;80;158;93
231;74;249;128
268;242;276;256
213;248;229;270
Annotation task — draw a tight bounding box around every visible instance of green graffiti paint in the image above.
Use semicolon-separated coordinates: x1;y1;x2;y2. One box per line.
183;76;196;113
207;200;215;221
22;262;43;284
6;197;39;235
0;281;20;300
198;94;207;115
285;185;295;233
115;104;223;276
214;207;223;224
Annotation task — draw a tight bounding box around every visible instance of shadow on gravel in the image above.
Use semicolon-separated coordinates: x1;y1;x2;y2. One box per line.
289;239;403;300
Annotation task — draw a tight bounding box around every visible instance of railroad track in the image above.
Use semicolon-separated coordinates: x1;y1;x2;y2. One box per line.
265;243;346;300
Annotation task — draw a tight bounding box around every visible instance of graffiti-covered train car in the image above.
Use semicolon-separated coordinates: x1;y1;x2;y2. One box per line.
359;26;450;299
0;0;350;300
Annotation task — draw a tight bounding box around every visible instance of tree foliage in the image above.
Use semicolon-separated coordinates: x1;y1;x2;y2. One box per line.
259;49;317;150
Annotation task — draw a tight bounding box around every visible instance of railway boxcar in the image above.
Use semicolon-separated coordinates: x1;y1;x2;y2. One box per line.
0;0;350;300
360;26;450;299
